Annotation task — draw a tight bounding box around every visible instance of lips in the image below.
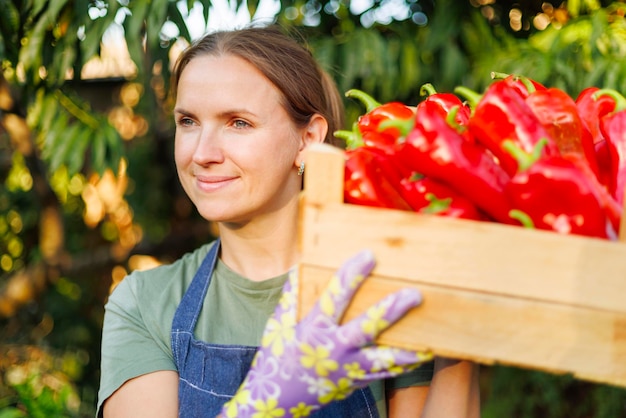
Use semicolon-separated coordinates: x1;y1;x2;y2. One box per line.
194;174;238;192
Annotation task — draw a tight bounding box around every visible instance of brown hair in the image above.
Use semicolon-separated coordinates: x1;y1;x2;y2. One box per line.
172;25;344;146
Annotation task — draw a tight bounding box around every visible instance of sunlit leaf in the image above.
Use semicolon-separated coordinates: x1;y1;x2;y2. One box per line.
0;0;20;63
167;1;192;41
90;130;107;176
40;111;69;162
18;0;71;77
66;127;91;175
80;2;120;65
146;0;169;49
49;123;80;173
124;0;150;70
104;124;124;171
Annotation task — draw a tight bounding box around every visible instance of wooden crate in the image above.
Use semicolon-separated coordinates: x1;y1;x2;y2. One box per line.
297;143;626;388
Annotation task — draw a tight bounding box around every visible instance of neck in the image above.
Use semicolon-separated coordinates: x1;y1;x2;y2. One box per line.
216;201;301;282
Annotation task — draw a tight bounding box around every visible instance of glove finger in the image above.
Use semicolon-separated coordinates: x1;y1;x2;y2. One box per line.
340;287;423;345
348;345;434;383
310;249;376;322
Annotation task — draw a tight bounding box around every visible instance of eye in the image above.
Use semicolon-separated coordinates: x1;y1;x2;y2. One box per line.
232;119;251;129
176;116;196;127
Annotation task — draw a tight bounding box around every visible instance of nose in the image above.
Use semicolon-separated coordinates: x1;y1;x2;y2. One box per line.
192;127;225;166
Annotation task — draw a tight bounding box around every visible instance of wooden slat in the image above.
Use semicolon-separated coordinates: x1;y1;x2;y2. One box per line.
298;265;626;388
300;202;626;314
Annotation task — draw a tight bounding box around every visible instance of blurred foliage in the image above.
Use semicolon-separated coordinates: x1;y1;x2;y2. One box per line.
481;366;626;418
1;0;626;415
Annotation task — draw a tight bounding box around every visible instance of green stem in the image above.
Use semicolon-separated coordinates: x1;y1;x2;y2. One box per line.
490;71;510;80
334;122;364;149
593;88;626;113
509;209;535;228
445;105;466;133
419;83;437;97
422;193;451;214
501;138;548;172
345;89;381;113
378;117;415;139
491;72;536;94
454;86;482;109
517;76;536;94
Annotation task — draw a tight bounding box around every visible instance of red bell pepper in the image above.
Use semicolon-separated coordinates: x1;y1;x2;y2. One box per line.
419;83;471;128
344;89;414;153
399;173;485;220
594;139;613;190
594;88;626;207
457;80;560;176
575;87;616;145
391;99;514;224
343;145;413;211
576;86;616;189
524;87;600;178
490;72;546;98
503;139;617;240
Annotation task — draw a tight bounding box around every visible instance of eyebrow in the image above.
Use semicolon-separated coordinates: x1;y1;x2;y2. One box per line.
174;107;256;119
173;107;194;117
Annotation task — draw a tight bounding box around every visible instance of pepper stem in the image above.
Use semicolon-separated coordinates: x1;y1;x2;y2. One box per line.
509;209;535;228
378;117;415;139
421;193;452;215
334;122;364;150
420;83;437;97
490;71;510;80
593;88;626;113
345;89;381;113
491;72;536;94
454;86;482;109
446;105;466;133
501;138;548;172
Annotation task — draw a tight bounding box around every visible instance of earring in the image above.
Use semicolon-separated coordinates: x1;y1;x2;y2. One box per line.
297;161;305;176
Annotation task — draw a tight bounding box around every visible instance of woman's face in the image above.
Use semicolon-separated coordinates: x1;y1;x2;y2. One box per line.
174;54;306;226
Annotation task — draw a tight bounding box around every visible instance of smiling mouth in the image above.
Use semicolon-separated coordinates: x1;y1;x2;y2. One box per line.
194;175;238;192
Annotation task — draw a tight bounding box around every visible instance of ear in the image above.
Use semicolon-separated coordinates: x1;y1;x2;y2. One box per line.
295;114;328;165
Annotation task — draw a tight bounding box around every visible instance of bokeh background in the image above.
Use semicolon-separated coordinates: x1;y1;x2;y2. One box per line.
2;0;626;416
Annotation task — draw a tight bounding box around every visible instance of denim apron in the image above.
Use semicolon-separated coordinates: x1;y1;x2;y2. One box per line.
171;239;380;417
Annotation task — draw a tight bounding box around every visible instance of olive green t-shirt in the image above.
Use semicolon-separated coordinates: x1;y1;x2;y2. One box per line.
97;241;433;416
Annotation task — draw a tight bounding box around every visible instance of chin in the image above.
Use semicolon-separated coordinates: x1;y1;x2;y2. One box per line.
197;209;248;226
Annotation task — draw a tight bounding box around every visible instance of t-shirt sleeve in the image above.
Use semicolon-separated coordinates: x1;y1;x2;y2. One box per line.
369;360;434;417
96;275;177;416
387;359;434;389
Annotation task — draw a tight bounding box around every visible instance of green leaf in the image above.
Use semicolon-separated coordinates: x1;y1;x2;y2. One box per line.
0;407;27;418
80;2;120;65
19;0;71;72
146;0;169;49
0;0;20;63
34;93;60;144
124;0;150;71
66;126;91;175
50;36;77;86
90;129;107;176
41;111;69;161
195;0;209;24
125;0;150;39
167;1;192;41
49;122;81;173
104;124;123;171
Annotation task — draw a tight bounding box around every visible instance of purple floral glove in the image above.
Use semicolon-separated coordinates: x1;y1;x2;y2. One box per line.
219;250;433;417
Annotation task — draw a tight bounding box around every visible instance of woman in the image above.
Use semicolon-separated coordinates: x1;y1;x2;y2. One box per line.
97;24;480;417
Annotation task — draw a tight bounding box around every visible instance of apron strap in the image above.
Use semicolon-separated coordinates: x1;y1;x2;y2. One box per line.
171;238;221;333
